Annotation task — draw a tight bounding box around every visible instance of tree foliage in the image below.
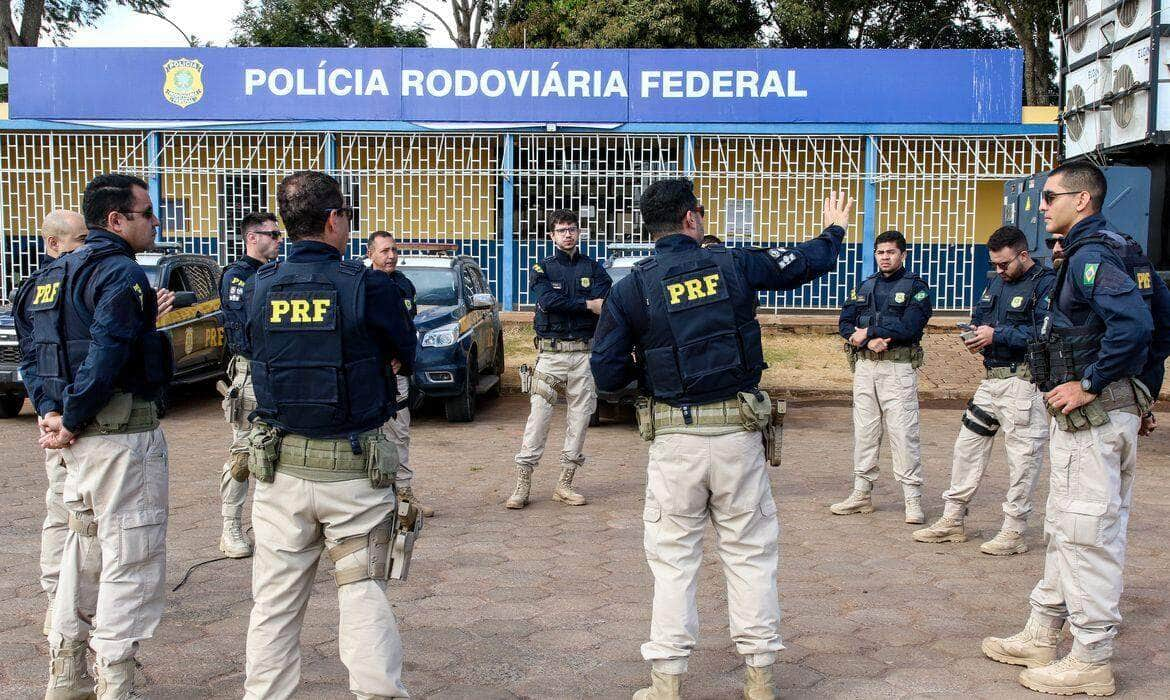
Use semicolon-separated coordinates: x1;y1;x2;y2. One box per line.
489;0;765;49
2;0;168;66
762;1;1016;49
232;0;428;48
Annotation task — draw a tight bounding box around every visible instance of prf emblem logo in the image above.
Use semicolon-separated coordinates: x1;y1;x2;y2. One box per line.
1136;270;1152;289
1010;296;1024;308
33;281;60;306
663;271;729;312
163;58;205;108
267;291;337;330
894;292;906;303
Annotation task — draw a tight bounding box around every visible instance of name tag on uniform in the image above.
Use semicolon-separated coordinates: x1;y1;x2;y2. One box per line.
662;270;728;311
267;291;337;330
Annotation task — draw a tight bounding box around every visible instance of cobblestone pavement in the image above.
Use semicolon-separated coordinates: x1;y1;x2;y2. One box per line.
1;394;1168;698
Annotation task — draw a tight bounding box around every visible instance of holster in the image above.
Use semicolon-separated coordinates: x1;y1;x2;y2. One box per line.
1025;339;1052;391
634;396;655;442
518;363;533;394
763;399;786;468
844;343;858;372
87;393;159;435
247;422;281;483
365;431;400;489
390;498;424;581
737;390;772;432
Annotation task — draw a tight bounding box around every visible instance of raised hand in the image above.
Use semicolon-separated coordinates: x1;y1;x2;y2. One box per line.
822;190;856;230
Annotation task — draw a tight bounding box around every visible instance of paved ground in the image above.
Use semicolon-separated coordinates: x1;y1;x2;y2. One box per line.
2;393;1169;698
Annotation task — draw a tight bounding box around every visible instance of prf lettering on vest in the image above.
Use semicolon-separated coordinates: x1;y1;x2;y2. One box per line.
1137;271;1152;290
34;282;60;305
270;297;332;323
667;273;721;305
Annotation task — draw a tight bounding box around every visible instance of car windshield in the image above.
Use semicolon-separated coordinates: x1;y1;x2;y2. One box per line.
401;267;459;306
608;265;634;285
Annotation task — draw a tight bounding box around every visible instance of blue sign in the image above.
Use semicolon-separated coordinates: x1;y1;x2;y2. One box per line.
8;48;1022;124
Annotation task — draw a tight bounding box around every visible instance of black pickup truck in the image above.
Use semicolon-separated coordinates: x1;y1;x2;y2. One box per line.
0;245;227;417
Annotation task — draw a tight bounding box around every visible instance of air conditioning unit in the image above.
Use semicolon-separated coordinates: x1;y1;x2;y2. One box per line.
1110;0;1170;46
1064;0;1115;67
1105;38;1156;149
1062;60;1111;158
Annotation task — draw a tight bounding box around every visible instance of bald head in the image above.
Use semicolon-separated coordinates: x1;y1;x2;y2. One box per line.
42;210;88;259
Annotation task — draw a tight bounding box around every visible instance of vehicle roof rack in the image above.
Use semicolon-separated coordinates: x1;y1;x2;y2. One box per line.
398;242;458;256
607;243;655;255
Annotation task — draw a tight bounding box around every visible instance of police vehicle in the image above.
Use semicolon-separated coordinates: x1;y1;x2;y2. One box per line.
0;244;226;418
590;243;652;425
396;243;504;422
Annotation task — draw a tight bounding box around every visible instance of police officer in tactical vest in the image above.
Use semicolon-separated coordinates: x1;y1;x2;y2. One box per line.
832;230;933;524
508;209;611;509
243;171;418;698
14;210;89;642
591;178;851;700
913;226;1055;555
367;230;435;518
18;175;173;699
983;162;1170;696
216;211;282;559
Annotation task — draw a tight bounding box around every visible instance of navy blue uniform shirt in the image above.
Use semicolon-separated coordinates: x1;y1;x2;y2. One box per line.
838;266;933;348
591;226;844;393
531;247;612;341
219;254;263;357
1053;215;1153;395
971;262;1056;369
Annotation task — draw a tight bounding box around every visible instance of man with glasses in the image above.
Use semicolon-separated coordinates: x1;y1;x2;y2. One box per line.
913;225;1054;555
982;161;1170;696
244;172;417;698
591;179;850;699
20;174;173;698
367;230;432;517
831;229;933;524
507;209;611;509
215;211;282;558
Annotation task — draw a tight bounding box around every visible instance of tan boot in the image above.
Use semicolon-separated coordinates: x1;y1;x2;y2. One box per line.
743;665;777;700
1018;654;1115;696
904;496;925;524
981;529;1027;556
552;464;586;506
505;465;533;509
982;618;1062;668
397;485;435;517
830;489;874;515
632;669;682;700
93;657;136;700
219;517;253;559
45;639;95;700
913;516;968;543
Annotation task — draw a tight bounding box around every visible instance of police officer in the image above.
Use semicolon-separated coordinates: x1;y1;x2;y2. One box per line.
367;230;434;518
983;162;1170;696
508;209;611;509
244;171;417;699
216;211;282;558
19;175;173;699
591;178;851;699
13;210;88;639
832;230;933;524
913;226;1054;554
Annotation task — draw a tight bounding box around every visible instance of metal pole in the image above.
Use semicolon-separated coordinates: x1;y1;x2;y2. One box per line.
501;133;516;310
862;135;880;278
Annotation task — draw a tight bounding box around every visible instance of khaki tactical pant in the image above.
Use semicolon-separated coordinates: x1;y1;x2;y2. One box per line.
641;431;783;673
245;472;408;699
1028;411;1140;663
514;349;597;470
51;428;169;664
942;376;1048;532
850;358;924;497
41;448;69;600
382;375;414;487
221;356;254;518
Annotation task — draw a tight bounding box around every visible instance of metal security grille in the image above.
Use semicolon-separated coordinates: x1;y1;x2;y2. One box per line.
874;136;1058;311
692;135;866;311
0;132;144;296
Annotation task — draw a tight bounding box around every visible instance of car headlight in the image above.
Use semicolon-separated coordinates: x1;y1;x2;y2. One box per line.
421;322;459;347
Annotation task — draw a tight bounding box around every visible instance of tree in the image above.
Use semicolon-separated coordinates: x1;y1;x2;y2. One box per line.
490;0;763;48
978;0;1059;105
233;0;428;48
407;0;497;48
1;0;168;67
761;1;1015;50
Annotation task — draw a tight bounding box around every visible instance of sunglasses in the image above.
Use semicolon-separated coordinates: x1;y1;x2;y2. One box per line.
253;229;283;240
1041;190;1082;205
693;205;706;218
120;206;155;220
321;205;354;220
1044;236;1061;250
992;250;1023;270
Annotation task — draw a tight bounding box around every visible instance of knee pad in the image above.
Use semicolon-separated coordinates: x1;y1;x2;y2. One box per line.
962;400;1000;437
67;512;97;537
328;517;394;587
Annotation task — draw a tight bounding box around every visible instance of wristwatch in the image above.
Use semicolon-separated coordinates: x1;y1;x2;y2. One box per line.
1080;377;1094;393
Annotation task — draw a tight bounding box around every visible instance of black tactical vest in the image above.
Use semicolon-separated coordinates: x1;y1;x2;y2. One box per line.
854;273;923;348
976;266;1052;366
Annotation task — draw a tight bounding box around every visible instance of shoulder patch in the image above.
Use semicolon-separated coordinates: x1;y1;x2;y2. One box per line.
1081;262;1099;287
532;263;543;274
914;290;927;302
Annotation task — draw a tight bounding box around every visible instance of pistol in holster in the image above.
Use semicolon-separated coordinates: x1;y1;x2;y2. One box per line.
390;498;424;580
247;422;282;483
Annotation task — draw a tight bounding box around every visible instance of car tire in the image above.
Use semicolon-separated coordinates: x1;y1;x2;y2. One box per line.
445;358;477;423
486;334;505;399
0;394;25;418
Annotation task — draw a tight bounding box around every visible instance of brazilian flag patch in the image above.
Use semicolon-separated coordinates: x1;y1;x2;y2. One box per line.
1082;262;1099;286
914;290;927;301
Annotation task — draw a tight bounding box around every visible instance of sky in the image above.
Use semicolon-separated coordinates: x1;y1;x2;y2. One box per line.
63;0;456;48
